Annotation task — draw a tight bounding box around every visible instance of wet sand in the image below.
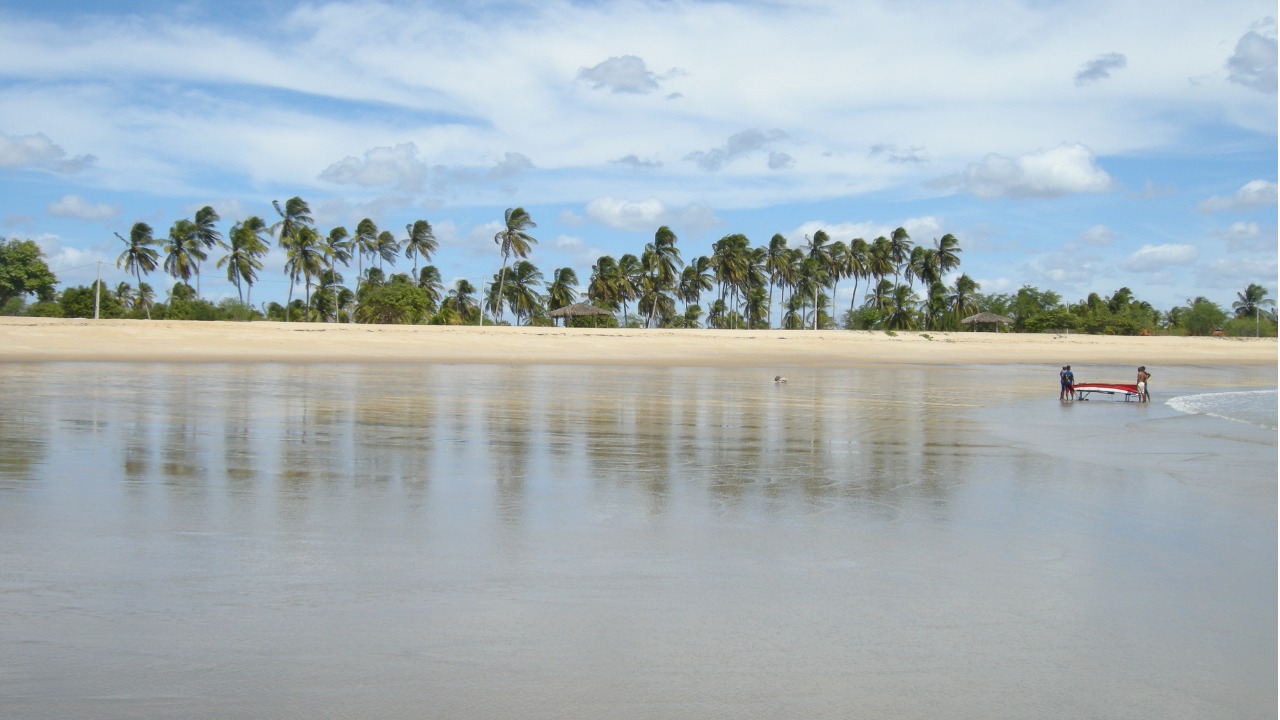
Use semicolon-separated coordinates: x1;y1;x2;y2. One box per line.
0;316;1275;367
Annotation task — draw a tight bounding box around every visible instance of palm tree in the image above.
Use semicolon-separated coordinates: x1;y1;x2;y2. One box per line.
114;282;135;311
679;255;715;312
546;267;579;312
888;226;912;285
218;217;269;309
404;220;438;278
1232;283;1274;317
588;255;623;314
867;236;894;292
115;222;159;320
794;254;829;329
827;240;848;326
616;253;642;326
764;234;789;327
923;281;949;330
782;293;804;329
504;260;544;325
744;285;768;329
375;231;400;272
885;284;919;330
803;231;833;329
418;266;444;310
1233;283;1275;336
287;226;327;320
272;198;313;321
312;268;349;323
135;282;156;318
443;279;479;323
934;233;962;277
711;234;750;327
642;225;684;327
866;278;894;315
493;207;538;323
777;248;803;323
948;273;980;323
163;219;206;294
904;246;925;289
191;205;224;297
845;237;869;316
322;227;352;322
352;218;379;293
272;196;312;242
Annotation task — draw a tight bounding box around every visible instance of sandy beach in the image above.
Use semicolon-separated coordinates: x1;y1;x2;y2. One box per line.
1;316;1275;369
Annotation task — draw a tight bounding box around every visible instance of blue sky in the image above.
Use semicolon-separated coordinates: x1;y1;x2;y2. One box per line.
1;0;1275;312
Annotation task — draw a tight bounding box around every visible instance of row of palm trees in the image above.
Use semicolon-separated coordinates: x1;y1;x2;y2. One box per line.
115;197;443;322
114;196;975;328
576;225;973;330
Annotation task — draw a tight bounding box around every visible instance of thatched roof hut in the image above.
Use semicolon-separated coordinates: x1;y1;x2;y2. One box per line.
548;302;614;327
961;312;1014;331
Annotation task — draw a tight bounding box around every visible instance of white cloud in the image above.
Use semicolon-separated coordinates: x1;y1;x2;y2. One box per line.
577;55;664;94
1076;225;1115;247
553;235;583;251
1198;179;1278;213
1136;180;1176;199
0;131;95;173
1075;52;1127;86
868;144;928;165
1197;256;1279;291
557;209;584;226
1217;221;1276;253
767;151;794;170
47;194;119;222
319;142;429;191
1226;26;1277;94
1120;243;1198;272
585;196;667;231
788;217;944;246
551;234;607;267
939;143;1115;199
611;154;663;170
685;129;788;172
486;152;535;181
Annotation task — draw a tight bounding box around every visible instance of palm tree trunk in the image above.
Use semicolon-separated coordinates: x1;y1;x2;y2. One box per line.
496;259;510;323
136;267;151;320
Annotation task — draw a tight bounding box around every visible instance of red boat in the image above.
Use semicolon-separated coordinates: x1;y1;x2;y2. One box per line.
1072;383;1141;401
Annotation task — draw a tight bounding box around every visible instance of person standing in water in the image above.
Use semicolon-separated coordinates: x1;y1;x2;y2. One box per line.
1136;366;1151;402
1059;365;1075;400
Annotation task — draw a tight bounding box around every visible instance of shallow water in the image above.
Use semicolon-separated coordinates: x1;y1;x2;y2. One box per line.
0;362;1275;719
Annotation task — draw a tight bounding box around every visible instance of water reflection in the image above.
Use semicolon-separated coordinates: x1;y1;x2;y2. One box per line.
0;363;1023;523
4;361;1272;719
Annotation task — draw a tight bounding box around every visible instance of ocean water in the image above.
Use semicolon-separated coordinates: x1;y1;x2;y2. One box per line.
0;361;1274;720
1167;389;1278;430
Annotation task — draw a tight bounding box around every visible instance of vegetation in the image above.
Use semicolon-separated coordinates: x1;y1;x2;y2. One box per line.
0;238;59;309
1;199;1274;337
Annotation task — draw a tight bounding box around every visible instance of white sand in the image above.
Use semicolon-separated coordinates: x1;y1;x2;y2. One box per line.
1;317;1275;369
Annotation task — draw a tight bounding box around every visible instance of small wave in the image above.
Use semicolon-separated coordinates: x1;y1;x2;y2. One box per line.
1166;390;1278;430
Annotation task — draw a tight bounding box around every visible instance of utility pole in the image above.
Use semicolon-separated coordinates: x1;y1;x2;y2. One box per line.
94;261;101;320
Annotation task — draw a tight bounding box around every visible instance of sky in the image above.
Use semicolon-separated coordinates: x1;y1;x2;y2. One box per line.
1;0;1276;314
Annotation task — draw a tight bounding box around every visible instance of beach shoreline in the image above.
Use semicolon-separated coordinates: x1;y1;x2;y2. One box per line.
1;316;1275;369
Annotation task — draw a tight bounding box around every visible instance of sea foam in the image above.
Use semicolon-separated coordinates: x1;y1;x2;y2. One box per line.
1166;389;1278;431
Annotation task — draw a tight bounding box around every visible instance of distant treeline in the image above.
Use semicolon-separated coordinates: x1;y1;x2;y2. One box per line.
1;200;1275;337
